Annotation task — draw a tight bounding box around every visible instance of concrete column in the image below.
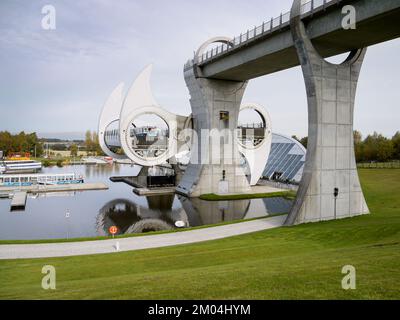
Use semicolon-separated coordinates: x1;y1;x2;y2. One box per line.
285;0;369;225
137;166;149;186
176;65;251;197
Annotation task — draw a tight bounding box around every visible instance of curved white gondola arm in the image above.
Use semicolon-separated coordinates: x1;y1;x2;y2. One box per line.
98;82;127;160
120;64;159;121
119;65;189;167
237;103;273;186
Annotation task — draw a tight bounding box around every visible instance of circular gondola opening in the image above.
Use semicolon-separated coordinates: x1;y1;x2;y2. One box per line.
129;113;169;159
237;108;266;148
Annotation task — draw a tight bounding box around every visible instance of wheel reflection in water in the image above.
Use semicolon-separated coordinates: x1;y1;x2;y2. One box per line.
96;196;182;236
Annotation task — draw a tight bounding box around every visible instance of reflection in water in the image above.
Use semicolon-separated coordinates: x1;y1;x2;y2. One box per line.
179;196;251;227
84;162;123;179
97;194;293;236
0;164;294;240
28;191;76;199
97;195;189;236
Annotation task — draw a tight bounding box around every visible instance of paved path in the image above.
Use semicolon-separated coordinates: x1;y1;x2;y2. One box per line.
0;215;286;260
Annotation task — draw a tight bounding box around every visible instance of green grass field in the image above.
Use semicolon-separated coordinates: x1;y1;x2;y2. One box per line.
0;169;399;300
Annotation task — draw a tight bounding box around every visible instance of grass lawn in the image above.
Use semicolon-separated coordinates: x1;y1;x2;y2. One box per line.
0;169;399;300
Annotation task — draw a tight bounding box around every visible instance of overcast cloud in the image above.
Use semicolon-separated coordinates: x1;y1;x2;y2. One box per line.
0;0;399;140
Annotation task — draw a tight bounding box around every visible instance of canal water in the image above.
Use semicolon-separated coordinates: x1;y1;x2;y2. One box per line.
0;164;293;240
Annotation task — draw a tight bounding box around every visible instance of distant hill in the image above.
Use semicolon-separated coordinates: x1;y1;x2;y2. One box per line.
37;132;86;141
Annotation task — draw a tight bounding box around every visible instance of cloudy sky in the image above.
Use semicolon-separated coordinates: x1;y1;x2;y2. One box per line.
0;0;399;140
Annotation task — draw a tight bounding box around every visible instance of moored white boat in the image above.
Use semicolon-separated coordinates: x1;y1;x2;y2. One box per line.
0;173;84;187
0;160;42;174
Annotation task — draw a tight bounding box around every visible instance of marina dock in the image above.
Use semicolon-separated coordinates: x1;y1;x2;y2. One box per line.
0;182;109;195
132;186;176;196
10;191;27;211
110;176;176;196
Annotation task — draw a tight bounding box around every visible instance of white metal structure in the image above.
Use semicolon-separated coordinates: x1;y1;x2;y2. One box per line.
98;83;127;160
0;160;42;174
237;103;272;186
0;173;84;187
98;65;191;167
98;65;274;186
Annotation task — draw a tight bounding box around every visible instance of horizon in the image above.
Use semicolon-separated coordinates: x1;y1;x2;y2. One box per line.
2;128;399;142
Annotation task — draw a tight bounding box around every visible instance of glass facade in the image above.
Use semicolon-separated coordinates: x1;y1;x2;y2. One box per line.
263;133;307;183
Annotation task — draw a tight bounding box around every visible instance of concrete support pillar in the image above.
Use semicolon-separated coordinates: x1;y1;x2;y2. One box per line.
285;0;369;225
137;166;149;186
176;65;251;197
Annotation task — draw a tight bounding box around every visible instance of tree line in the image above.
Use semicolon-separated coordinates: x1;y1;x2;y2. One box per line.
0;131;43;157
2;130;399;162
0;130;104;158
84;130;103;156
354;131;400;163
293;131;400;163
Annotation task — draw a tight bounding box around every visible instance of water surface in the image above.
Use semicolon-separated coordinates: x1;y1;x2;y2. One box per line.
0;164;293;240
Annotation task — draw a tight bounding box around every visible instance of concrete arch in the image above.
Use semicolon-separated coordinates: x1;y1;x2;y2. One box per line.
195;36;234;64
290;0;366;68
285;0;369;225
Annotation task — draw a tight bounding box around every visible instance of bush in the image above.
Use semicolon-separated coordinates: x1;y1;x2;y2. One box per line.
42;160;51;167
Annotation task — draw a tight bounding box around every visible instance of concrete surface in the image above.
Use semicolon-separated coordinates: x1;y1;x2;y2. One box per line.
0;214;287;259
285;0;369;225
176;63;251;197
195;0;400;80
10;191;27;210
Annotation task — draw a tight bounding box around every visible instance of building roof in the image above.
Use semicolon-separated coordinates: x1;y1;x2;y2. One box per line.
263;133;306;183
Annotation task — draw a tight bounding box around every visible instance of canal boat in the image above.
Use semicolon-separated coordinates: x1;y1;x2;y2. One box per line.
0;160;42;174
0;173;84;187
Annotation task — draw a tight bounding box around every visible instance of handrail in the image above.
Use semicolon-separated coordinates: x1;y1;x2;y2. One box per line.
189;0;340;67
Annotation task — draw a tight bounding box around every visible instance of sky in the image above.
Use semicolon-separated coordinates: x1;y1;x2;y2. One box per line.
0;0;399;140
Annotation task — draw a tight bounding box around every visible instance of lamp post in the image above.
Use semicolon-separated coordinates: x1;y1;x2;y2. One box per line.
65;210;70;239
334;188;339;219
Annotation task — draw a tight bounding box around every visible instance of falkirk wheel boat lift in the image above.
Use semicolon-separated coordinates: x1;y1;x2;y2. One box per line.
98;0;377;226
99;64;273;198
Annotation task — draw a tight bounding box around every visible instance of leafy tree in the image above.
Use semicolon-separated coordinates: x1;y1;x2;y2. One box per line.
0;131;43;157
92;131;104;156
52;144;67;151
85;130;93;155
362;132;394;162
300;137;308;149
392;131;400;160
354;130;363;162
291;135;308;148
353;130;362;144
70;144;78;157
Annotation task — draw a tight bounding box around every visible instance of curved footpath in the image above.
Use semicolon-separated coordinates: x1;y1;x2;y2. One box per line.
0;215;286;260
